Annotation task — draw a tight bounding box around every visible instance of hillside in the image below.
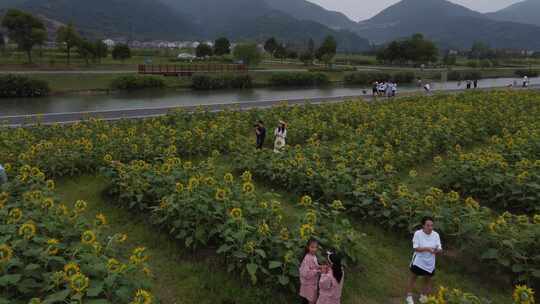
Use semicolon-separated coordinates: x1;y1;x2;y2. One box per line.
263;0;359;31
486;0;540;27
356;0;540;49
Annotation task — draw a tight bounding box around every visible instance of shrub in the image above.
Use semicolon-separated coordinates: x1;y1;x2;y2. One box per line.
268;72;330;87
343;71;414;85
447;71;482;81
0;74;50;98
191;74;253;90
515;69;539;78
110;75;165;91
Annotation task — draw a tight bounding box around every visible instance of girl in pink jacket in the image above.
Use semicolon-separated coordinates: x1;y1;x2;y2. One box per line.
317;253;344;304
299;238;320;304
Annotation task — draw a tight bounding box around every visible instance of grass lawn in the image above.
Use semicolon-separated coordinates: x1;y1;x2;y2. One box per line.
56;163;512;304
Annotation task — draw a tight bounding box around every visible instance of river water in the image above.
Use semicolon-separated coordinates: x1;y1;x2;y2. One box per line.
1;77;538;116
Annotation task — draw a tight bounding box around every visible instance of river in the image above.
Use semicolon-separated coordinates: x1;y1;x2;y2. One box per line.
0;77;538;116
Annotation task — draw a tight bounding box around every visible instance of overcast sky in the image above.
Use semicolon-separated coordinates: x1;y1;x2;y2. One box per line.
308;0;523;21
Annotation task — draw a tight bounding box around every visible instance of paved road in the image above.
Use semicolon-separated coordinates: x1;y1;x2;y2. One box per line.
1;86;537;127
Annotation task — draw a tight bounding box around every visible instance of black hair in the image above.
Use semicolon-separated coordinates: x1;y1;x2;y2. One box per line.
328;253;343;283
421;216;434;226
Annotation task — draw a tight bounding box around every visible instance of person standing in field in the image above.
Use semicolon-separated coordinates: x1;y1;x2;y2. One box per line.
300;239;320;304
0;164;7;186
405;216;443;304
255;120;266;149
372;81;379;97
391;82;397;97
466;80;471;89
473;79;478;89
317;252;344;304
523;76;529;88
273;120;287;153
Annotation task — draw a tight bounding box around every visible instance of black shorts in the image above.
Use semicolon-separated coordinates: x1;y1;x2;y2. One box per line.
410;265;435;277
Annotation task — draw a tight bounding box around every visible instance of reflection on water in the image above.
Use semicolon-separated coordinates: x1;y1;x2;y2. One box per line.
0;77;538;116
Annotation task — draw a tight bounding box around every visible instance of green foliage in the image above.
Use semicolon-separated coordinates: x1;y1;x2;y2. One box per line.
110;75;165;91
93;40;108;63
112;44;131;61
76;39;95;65
1;9;47;63
56;23;81;65
316;35;337;64
233;43;262;66
515;69;539;77
0;74;50;98
377;33;438;64
196;43;213;58
0;167;151;303
191;74;252;90
213;37;231;56
264;37;279;55
268;72;330;87
299;52;314;65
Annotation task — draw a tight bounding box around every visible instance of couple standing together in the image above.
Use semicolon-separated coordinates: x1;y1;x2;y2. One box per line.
299;217;442;304
255;120;287;152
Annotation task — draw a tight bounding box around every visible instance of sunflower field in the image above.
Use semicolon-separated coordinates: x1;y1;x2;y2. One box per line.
1;90;539;303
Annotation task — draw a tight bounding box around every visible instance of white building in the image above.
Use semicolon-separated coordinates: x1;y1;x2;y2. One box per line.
103;39;115;48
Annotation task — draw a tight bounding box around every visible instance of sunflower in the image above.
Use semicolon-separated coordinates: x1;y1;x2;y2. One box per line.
19;222;37;240
279;228;289;241
63;262;80;280
241;171;252;182
284;250;294;263
0;192;8;205
259;201;268;209
437;286;449;302
258;222;271;236
188;177;199;191
0;244;13;264
534;215;540;225
46;239;60;255
447;191;460;203
299;224;315;240
299;195;312;207
271;200;282;213
243;241;256;255
28;298;41;304
74;200;87;213
215;188;227;201
330;200;345;211
464;197;480;209
408;170;418;178
41;198;54;209
116;233;128;243
224;173;234;184
8;208;23;223
204;177;216;186
183;161;193;170
46;180;55;190
423;195;435;207
55;204;69;217
103;154;113;163
95;213;107;226
229;208;243;220
130;289;153;304
130;247;149;265
69;273;89;294
304;210;317;225
513;285;535;304
107;258;125;273
242;182;255;194
81;230;96;245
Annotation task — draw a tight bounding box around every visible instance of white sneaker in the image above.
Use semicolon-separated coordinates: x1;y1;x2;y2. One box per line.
406;295;415;304
419;295;428;303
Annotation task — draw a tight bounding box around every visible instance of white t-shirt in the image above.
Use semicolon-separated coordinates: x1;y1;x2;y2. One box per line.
411;229;442;273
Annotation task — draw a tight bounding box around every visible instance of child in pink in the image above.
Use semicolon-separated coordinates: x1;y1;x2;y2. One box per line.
299;239;320;304
317;253;344;304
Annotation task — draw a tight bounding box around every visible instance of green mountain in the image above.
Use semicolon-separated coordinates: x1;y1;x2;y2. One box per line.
356;0;540;50
486;0;540;27
263;0;359;31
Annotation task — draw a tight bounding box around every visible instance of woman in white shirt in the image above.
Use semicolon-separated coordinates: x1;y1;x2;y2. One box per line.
273;121;287;153
405;216;442;304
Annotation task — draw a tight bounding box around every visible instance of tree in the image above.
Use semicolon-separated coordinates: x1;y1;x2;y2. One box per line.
376;34;438;64
0;33;5;54
1;9;47;63
196;43;213;58
274;44;287;61
214;37;230;56
56;23;81;65
469;41;494;60
299;51;313;66
442;53;457;66
233;43;262;66
264;37;279;55
77;39;95;65
112;44;131;61
316;36;337;64
93;40;108;63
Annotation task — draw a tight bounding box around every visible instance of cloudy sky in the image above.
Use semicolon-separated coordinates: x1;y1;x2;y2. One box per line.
308;0;523;21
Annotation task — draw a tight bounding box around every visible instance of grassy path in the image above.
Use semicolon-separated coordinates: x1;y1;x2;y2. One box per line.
56;172;512;304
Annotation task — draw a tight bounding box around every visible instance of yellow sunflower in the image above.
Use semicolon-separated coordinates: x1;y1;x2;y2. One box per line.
299;195;312;207
0;244;13;264
63;262;80;280
69;273;89;294
224;173;234;184
46;239;60;255
74;200;87;213
299;224;315;240
130;289;153;304
8;208;23;223
81;230;96;245
95;214;107;226
130;247;149;265
229;208;243;220
513;285;535;304
215;188;227;201
242;182;255;194
107;258;125;273
19;222;37;240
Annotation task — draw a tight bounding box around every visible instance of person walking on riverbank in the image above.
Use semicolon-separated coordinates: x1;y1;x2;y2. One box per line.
473;79;478;89
405;216;443;304
523;76;529;88
274;120;287;153
255;120;266;149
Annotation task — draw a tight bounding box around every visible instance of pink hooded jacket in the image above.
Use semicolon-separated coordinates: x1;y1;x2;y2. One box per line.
316;268;344;304
299;253;319;302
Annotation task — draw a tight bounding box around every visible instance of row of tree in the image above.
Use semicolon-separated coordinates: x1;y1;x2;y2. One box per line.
1;9;131;64
264;36;338;65
376;34;438;65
